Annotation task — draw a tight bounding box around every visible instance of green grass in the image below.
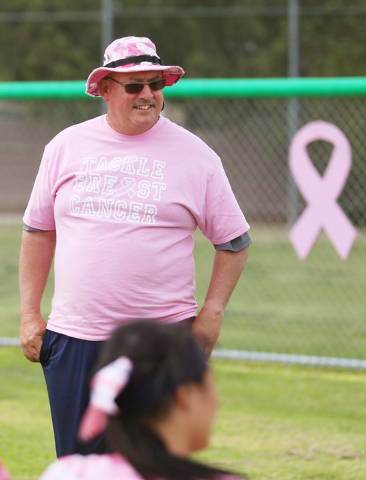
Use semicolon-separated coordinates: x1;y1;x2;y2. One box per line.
0;347;54;480
203;361;366;480
1;348;366;480
193;226;366;359
0;223;22;337
0;221;53;338
1;221;366;480
1;220;366;359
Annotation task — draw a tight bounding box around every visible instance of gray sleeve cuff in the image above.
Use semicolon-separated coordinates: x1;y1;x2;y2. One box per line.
23;223;52;232
214;231;252;252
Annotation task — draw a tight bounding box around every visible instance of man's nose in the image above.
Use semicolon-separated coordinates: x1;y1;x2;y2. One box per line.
138;84;154;97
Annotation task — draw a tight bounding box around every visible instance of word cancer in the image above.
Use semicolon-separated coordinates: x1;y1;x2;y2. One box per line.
70;195;158;224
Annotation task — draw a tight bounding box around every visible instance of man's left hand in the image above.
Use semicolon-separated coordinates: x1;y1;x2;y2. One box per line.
191;247;250;357
192;306;223;357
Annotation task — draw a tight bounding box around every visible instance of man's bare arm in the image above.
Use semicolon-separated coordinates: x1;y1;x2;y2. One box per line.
192;246;249;356
19;230;56;362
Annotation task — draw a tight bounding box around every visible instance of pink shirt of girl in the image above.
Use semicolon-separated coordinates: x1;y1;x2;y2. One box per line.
39;454;146;480
39;454;242;480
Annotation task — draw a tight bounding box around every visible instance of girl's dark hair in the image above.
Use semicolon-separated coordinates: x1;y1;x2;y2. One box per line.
94;321;240;480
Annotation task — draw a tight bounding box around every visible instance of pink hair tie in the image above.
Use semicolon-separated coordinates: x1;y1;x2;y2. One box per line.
78;356;133;442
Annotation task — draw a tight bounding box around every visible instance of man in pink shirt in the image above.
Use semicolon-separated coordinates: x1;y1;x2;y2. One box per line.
19;36;251;457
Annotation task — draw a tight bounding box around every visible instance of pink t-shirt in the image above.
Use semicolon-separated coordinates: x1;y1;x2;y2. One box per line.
24;115;249;340
0;461;11;480
39;454;242;480
39;454;146;480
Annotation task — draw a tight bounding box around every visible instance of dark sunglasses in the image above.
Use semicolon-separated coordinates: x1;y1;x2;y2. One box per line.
105;76;166;94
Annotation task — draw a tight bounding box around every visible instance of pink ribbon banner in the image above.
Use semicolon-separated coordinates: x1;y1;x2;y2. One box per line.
289;121;357;260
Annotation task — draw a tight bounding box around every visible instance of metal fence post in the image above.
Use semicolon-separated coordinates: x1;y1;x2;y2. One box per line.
101;0;114;115
287;0;300;225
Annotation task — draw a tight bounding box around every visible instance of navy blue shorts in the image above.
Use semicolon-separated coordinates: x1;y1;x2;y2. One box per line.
40;329;109;458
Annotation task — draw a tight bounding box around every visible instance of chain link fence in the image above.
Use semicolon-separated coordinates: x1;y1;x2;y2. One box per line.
1;79;365;366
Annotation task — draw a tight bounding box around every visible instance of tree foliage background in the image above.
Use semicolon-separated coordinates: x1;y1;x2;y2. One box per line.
2;0;366;82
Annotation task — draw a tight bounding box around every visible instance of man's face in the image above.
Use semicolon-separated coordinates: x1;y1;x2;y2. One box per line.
103;70;165;135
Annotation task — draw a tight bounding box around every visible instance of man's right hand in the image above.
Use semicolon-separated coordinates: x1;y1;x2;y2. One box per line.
20;313;47;363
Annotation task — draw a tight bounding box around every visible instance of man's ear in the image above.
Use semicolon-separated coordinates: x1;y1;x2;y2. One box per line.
98;79;110;101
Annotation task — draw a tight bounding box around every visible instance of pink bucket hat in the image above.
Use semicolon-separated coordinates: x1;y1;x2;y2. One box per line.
86;36;184;97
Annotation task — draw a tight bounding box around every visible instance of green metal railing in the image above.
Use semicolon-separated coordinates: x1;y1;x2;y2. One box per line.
1;77;366;100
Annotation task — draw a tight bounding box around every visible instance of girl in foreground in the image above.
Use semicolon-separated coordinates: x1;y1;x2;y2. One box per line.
39;321;247;480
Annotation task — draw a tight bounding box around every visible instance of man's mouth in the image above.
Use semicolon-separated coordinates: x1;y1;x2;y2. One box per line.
135;104;154;110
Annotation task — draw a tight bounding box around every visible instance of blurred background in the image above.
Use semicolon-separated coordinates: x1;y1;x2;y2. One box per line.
2;3;366;479
0;0;365;365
